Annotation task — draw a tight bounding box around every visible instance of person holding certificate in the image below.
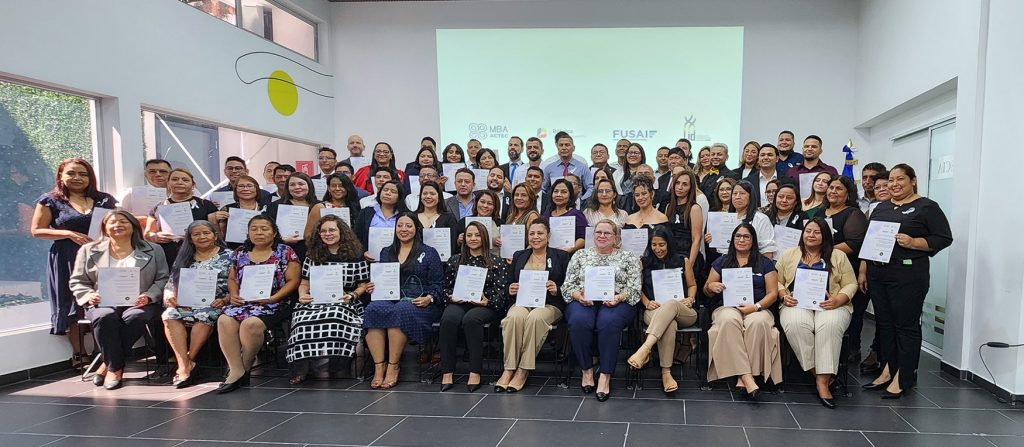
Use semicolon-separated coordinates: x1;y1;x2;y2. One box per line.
287;215;370;384
713;180;777;259
144;168;218;268
820;176;870;367
626;226;698;394
354;179;406;261
303;173;361;239
497;218;570;393
454;190;501;256
161;220;230;388
542;178;588;254
69;210;168;390
703;177;737;271
561;219;642;402
623;176;668;231
265;172;318;261
352;142;407;194
703;223;781;399
860;164;952;399
503;183;540;227
776;218;858;408
32;158;118;361
211;175;267;249
764;184;805;229
217;215;300;394
438;221;510;392
582;178;628;228
659;170;706;276
414;181;459;260
801;172;832;219
363;212;444;389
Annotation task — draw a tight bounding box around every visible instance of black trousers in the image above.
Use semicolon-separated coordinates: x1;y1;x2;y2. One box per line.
87;304;161;371
439;303;499;374
867;259;929;390
847;290;879;354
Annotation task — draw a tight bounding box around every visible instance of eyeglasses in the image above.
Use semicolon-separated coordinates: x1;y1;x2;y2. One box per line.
235;184;256;190
594;230;615;236
421;173;438;179
733;234;753;241
146;169;170;175
597;189;614;195
225;166;246;172
318;156;336;161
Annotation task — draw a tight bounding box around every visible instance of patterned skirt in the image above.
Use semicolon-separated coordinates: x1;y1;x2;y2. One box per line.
286;302;364;362
362;300;441;345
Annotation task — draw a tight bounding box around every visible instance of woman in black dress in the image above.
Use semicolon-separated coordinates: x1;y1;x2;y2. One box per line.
144;168;219;266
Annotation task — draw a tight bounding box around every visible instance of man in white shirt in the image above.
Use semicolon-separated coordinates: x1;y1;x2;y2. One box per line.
261;161;280;194
311;147;338;179
655;146;672;177
500;136;525;193
339;134;366;167
117;158;171;218
466;139;482;170
609;138;630;171
269;164;295;202
745;143;785;209
405;165;452;211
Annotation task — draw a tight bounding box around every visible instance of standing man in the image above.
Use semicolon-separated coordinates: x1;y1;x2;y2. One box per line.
311;147;337;179
214;156;273;205
858;162;887;213
610;138;630;170
486;167;510;218
444;168;477;219
654;146;671;177
523;166;548;213
339;134;366;167
500;136;525;192
744;143;785;209
654;147;688;201
775;130;804;174
509;137;545;187
784;135;839;181
542;132;593;196
589;143;615;172
117;158;172;218
699;143;730;198
261;161;280;193
405;165;452;210
466;139;482;169
675;138;694;167
269;164;296;202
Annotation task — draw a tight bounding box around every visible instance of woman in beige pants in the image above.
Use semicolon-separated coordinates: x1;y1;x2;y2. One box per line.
627;226;698;393
777;217;857;409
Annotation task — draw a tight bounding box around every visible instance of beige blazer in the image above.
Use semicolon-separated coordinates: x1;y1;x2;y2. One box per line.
774;247;858;311
70;239;169;306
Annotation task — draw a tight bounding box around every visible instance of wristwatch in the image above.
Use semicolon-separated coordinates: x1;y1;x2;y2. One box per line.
755;303;763;312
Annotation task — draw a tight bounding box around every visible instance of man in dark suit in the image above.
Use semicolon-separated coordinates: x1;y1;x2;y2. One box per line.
311;147;337;179
699;143;730;198
654;147;688;206
743;143;787;209
499;136;525;191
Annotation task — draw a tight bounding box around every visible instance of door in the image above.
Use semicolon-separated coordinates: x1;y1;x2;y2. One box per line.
922;120;955;353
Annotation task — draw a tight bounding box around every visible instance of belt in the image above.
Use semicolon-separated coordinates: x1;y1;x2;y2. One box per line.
868;258;920;267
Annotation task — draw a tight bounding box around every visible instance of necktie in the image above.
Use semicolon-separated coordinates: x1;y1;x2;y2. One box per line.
562;162;569;177
510;163;518;184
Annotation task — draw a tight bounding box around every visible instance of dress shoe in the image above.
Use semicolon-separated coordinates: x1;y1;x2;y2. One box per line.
747;388;761;401
494;384;508;393
172;375;193;389
818;396;837;409
103;379;122;391
596;391;610;402
439;383;454;392
861;380;891;391
216;372;250;395
91;374;105;387
506;384;522;394
881;390;903;399
581;385;595;394
466;383;481;393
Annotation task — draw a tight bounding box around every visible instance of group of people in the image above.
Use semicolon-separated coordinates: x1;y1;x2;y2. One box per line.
30;129;952;410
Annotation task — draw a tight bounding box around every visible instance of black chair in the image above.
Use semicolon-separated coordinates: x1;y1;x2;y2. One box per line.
78;318;159;382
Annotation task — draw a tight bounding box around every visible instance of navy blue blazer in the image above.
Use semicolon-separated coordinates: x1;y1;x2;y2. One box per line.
506;247;570;312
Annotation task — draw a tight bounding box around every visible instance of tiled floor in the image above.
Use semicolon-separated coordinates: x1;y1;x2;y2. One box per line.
0;322;1021;447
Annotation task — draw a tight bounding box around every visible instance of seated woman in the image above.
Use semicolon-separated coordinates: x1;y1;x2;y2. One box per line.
363;212;444;389
703;223;781;399
438;221;510;392
626;225;698;393
217;215;300;394
542;178;588;254
69;210;169;390
288;215;370;384
303;172;361;239
211;175;267;250
162;220;230;388
498;218;570;393
561;219;642;402
777;217;857;409
354;179;405;262
623;176;668;230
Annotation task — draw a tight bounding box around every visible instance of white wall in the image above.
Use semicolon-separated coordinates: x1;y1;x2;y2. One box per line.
330;0;860;168
0;0;334;376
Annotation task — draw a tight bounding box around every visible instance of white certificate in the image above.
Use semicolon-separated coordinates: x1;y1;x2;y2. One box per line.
707;212;739;249
793;267;828;311
442;163;463;191
472;169;489;191
464;217;495;248
500;225;525;259
774;225;803;253
584;265;616;301
722;267;754;307
370;262;401;301
367;226;395;260
87;208;113;241
209;191;235;207
515;270;549;308
156;202;194;237
620;229;649;257
799;173;817;199
651;268;685;303
309;264;345;305
408;176;421;196
423;228;452;261
176;268;218;307
319;207;352;227
129;185;167;216
98;267;139;307
349;156;370;173
452;265;488;302
275;204;308;239
584;226;595;248
239;264;275;301
859;220;900;263
311;178;328;200
225;207;260;243
549;216;576;250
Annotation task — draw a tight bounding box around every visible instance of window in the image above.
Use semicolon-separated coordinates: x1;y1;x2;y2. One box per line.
142;110;319;194
0;79;97;332
181;0;318;61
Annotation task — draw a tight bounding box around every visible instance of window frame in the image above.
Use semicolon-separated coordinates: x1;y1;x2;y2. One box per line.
179;0;319;62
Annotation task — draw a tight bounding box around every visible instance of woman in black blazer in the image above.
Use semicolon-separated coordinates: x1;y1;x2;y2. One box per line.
354;180;406;261
495;218;570;393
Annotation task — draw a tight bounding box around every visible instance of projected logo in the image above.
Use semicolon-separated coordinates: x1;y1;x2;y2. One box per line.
468;123;510;139
612;129;659;141
536;128;548;139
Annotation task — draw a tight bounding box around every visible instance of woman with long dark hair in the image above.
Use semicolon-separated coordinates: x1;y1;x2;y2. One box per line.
144;168;219;266
443;143;466;164
161;220;230;388
661;170;705;272
211;175;266;250
266;172;317;260
415;181;459;260
475;148;499;171
765;183;804;229
624;176;668;230
403;146;443;193
304;173;361;238
353;142;406;193
583;178;628;228
802;172;832;218
543;178;588;254
354;179;406;262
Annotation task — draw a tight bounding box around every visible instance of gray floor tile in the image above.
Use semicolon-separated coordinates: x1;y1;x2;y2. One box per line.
930;371;980;388
258;377;362;390
988;435;1024;447
0;402;91;432
574;397;685;424
53;383;193;407
255;389;389;413
746;427;872;447
864;432;996;447
0;433;64;447
154;387;295;411
684;400;799;428
999;410;1024;424
133;409;296;441
44;437;182;447
373;416;514;447
914;387;1015;409
841;387;940;408
895;407;1024;436
496;419;626;447
0;380;95;404
465;394;583;420
252;412;403;445
633;388;735;401
626;424;747;447
18;406;189;437
788;403;915;431
177;442;298;447
359;392;484;417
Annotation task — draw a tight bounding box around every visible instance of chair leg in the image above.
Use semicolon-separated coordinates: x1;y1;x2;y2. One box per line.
81;353;103;382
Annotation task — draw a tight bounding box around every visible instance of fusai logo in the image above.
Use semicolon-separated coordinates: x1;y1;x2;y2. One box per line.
469;123;510;139
612;129;658;141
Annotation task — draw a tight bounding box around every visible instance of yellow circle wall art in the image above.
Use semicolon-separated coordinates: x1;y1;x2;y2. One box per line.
267;70;299;116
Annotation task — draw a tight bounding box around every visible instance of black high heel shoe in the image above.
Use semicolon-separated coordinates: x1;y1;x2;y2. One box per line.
861;379;892;391
439;383;454;392
881;390;903;399
818;395;837;409
216;371;250;394
596;391;611;402
494;384;508;393
466;383;481;393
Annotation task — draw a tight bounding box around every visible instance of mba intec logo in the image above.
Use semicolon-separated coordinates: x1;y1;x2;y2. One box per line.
469;123;510;139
